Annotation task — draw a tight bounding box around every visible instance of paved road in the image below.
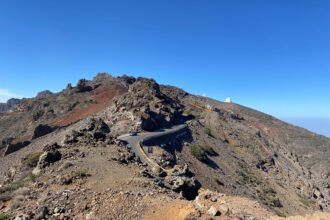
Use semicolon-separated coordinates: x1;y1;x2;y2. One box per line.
118;124;188;168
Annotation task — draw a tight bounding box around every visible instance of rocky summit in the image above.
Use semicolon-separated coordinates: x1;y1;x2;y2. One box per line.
0;73;329;220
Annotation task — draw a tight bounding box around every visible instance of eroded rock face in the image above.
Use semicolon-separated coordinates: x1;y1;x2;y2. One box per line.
63;118;111;146
113;77;184;131
86;118;110;140
33;143;62;175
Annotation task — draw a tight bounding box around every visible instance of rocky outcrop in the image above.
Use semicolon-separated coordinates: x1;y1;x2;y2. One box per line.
75;79;93;93
113;77;184;131
139;164;201;200
189;189;273;219
163;165;200;200
0;98;21;112
36;90;53;99
33;143;62;175
85;118;110;140
63;118;111;146
32;124;55;140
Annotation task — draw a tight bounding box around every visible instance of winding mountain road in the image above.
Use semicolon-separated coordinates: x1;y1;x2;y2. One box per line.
118;124;188;168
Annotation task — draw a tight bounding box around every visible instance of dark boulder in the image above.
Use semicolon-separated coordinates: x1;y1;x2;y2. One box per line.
32;124;55;140
86;118;110;140
38;149;62;169
76;79;93;93
42;142;61;152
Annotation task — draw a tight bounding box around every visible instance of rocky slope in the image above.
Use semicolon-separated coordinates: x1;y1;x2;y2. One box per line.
0;73;329;219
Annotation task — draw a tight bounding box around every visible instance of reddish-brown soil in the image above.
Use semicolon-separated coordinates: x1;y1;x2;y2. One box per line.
54;85;127;127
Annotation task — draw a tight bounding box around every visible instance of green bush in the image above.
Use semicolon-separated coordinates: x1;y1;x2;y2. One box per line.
0;180;24;194
214;177;224;186
0;213;12;220
258;187;282;208
28;173;38;182
274;209;287;218
183;109;192;116
74;170;91;178
299;194;316;207
189;145;218;162
203;145;218;156
236;166;262;187
22;151;43;168
189;145;207;162
204;128;211;136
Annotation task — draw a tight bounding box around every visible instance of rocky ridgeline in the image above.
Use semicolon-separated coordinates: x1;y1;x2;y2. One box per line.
0;73;330;218
0;73;130;157
0;75;186;157
110;77;185;132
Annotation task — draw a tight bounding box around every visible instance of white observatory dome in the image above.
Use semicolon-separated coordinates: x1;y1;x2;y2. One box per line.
225;97;232;103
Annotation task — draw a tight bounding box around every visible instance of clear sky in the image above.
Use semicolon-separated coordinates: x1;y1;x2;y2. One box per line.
0;1;329;135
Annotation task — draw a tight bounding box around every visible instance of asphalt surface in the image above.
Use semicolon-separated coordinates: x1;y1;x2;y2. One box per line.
118;124;188;167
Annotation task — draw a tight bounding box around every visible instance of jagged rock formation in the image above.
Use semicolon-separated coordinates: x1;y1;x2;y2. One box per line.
0;73;329;219
0;98;21;113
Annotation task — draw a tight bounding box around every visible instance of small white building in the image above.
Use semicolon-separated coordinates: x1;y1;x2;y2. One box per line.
205;104;212;110
225;98;232;103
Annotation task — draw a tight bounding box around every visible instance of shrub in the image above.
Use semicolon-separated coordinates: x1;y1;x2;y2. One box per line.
299;194;316;207
226;137;239;147
236;164;261;186
183;109;192;116
204;128;211;136
224;133;240;147
74;170;91;178
0;180;24;194
28;173;38;182
203;145;218;156
258;187;282;208
274;209;287;218
189;145;207;162
214;177;224;186
189;145;218;162
22;152;43;168
0;213;12;220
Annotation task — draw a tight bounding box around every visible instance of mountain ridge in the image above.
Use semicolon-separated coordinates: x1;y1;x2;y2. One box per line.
0;73;329;219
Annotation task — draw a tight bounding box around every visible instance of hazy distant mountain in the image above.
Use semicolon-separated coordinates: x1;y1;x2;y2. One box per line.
283;117;330;138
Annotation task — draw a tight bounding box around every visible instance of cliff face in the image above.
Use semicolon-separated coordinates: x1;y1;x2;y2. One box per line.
0;73;329;218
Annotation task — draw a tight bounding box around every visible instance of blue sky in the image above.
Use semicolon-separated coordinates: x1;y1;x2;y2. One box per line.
0;1;329;136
